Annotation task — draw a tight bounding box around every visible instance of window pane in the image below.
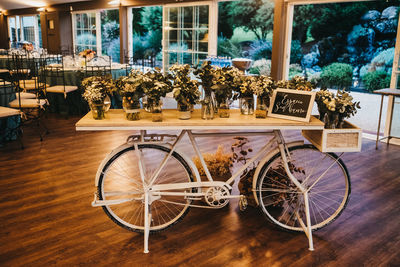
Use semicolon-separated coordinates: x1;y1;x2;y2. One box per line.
101;9;120;62
74;12;97;54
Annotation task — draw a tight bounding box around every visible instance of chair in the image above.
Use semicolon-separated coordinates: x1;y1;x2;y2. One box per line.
43;57;79;116
0;79;22;148
124;51;156;75
7;59;48;141
8;54;41;98
85;56;112;77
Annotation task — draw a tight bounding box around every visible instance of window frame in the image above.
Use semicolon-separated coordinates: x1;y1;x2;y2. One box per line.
7;14;41;49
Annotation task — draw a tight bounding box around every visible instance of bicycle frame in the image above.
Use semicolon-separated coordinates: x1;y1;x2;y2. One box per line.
93;129;317;253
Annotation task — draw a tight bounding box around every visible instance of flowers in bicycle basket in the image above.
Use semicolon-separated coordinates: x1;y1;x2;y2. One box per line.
315;89;360;129
82;76;115;104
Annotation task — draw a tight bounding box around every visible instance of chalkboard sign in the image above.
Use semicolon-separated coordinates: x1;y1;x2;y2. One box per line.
267;88;316;122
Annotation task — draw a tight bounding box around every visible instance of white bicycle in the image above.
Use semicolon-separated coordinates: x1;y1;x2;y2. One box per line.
92;129;350;253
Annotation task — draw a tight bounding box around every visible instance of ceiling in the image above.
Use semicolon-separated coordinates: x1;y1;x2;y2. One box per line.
0;0;88;11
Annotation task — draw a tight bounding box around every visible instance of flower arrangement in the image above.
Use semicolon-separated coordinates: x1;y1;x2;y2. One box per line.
236;75;255;98
315;89;361;128
22;43;34;52
193;145;234;181
116;70;151;120
251;75;275;99
288;75;315;91
82;76;115;104
115;70;150;98
211;66;242;105
193;60;215;96
169;64;201;111
79;49;96;60
144;68;173;107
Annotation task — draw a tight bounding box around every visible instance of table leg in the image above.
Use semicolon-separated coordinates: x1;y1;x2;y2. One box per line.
376;95;384;149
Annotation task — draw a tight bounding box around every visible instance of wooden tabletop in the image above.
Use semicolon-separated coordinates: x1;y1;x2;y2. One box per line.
76;109;324;131
373;88;400;96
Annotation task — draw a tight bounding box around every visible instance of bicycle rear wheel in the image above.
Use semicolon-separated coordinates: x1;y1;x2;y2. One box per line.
98;144;194;233
256;144;350;232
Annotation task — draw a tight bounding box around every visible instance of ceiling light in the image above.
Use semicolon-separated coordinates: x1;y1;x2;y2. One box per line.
108;0;120;6
37;7;45;12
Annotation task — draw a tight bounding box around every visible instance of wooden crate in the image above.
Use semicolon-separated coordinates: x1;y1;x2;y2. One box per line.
302;121;362;152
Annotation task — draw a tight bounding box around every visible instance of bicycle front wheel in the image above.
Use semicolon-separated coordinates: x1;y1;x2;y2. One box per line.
256;144;350;232
98;144;194;233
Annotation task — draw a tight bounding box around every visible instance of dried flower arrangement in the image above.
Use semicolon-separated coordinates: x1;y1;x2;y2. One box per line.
115;70;150;98
193;145;234;181
251;75;276;99
236;75;256;99
211;66;242;105
169;64;201;110
287;75;315;91
82;76;115;104
315;89;361;128
144;67;173;108
193;60;215;96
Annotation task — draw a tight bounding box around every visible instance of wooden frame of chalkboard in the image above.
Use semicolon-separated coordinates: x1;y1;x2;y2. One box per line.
267;88;316;122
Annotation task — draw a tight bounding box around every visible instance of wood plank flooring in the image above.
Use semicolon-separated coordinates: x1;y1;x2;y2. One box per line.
0;114;399;266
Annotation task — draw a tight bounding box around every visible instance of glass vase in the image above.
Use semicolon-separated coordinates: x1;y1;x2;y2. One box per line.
255;97;268;119
324;112;339;129
218;100;230;118
177;103;191;120
122;96;141;121
150;101;163;122
90;102;106;120
201;92;216;120
104;95;111;112
240;96;254;115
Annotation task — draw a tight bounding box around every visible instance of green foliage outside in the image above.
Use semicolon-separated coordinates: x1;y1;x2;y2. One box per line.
320;63;353;89
362;71;391;92
76;33;96;46
226;0;274;40
101;9;120;62
217;37;243;58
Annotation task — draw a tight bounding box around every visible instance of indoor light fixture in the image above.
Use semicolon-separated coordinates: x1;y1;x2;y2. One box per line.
37;7;46;12
108;0;120;6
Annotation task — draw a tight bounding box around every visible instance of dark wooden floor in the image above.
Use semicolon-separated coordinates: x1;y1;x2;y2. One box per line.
0;114;399;266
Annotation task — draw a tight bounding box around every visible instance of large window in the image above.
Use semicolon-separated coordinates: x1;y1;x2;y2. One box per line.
8;15;41;49
163;3;211;69
72;9;120;62
72;12;98;53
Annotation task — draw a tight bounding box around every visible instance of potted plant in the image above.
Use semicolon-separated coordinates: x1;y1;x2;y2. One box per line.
169;64;201;120
211;66;241;118
144;68;173;122
235;75;256;115
194;61;217;120
288;75;315;91
82;76;115;120
251;75;275;118
115;70;150;121
315;89;360;129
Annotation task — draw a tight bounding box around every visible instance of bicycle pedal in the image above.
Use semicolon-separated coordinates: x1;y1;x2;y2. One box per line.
239;195;248;211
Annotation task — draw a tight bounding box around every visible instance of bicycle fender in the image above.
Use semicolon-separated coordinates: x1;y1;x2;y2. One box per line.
251;140;304;206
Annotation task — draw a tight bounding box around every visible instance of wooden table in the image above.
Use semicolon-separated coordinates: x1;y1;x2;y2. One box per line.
373;88;400;149
76;109;325;131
